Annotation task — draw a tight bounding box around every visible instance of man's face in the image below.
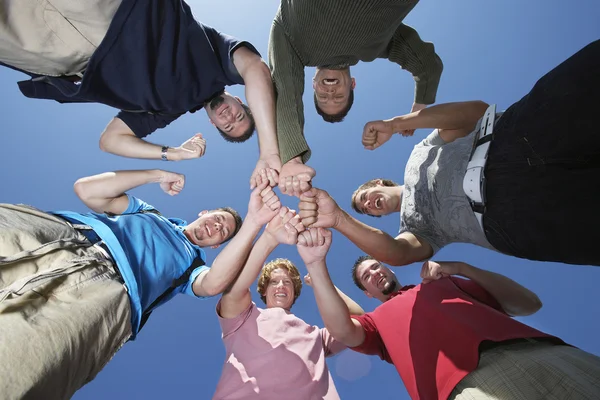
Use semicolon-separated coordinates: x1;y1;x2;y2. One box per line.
184;210;236;248
355;260;399;301
353;186;398;216
205;93;251;138
265;268;296;311
312;68;355;116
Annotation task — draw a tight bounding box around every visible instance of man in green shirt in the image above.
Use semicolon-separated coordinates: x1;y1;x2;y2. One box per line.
269;0;443;196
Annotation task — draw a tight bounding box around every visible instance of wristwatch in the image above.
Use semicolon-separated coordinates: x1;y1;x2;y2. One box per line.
161;146;169;161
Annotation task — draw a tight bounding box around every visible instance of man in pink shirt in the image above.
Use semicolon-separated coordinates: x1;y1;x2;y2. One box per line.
212;204;363;399
298;227;600;400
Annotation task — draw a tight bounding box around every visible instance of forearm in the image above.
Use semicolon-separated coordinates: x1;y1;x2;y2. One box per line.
307;261;363;345
225;233;278;296
390;101;489;133
336;211;413;266
73;170;161;212
99;118;168;160
243;62;280;158
452;262;543;316
199;219;263;296
334;286;364;316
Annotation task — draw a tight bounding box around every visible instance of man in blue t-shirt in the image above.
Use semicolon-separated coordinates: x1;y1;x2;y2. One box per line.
0;0;281;188
0;167;281;399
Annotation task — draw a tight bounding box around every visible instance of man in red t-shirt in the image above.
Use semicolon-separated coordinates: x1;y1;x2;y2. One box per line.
298;228;600;400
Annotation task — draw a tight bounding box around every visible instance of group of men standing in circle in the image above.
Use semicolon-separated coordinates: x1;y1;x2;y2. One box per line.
1;0;599;399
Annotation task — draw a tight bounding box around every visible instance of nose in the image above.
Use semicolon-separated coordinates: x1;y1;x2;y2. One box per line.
325;86;335;93
213;221;222;232
364;200;371;209
275;281;284;288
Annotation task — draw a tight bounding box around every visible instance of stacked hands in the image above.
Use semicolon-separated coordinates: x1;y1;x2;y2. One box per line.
178;104;427;197
247;170;336;269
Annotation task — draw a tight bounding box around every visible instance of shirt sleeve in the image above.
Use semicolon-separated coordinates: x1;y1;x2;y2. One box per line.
217;300;257;338
123;195;158;214
202;24;261;85
116;111;181;138
320;328;347;358
180;266;211;297
349;314;393;364
419;129;447;147
385;23;443;105
450;276;505;313
268;21;310;164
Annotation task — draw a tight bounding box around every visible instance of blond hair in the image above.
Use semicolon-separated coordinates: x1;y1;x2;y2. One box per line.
257;258;302;305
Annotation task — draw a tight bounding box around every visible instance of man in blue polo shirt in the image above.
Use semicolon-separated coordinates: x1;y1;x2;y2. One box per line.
0;0;281;187
0;167;281;399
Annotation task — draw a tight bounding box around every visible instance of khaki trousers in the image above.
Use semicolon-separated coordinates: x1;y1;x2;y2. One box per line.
0;0;121;76
0;204;131;400
451;341;600;400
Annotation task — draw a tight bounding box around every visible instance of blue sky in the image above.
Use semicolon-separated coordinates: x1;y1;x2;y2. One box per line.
1;1;599;399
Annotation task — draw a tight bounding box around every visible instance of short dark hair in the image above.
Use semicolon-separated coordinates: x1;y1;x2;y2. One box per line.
217;104;256;143
350;178;400;217
351;255;375;291
213;206;243;243
314;89;354;123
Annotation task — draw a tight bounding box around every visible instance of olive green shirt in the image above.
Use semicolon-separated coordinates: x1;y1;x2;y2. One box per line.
269;0;444;163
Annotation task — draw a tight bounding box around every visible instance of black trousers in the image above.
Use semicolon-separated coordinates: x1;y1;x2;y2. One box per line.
483;39;600;266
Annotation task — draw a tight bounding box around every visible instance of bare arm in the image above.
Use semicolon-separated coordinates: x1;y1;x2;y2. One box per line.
218;233;278;318
336;210;432;266
192;179;280;298
99;118;206;161
304;257;366;347
73;169;183;214
233;47;280;161
422;261;543;316
305;274;364;316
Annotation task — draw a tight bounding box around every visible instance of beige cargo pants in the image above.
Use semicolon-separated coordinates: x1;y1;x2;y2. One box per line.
0;204;131;400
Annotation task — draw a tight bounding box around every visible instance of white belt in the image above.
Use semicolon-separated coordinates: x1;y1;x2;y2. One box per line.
463;104;497;230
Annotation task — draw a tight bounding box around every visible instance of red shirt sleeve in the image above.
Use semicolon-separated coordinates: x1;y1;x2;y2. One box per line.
349;314;393;364
450;276;505;314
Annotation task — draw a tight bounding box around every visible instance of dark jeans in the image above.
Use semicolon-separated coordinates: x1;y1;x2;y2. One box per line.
483;39;600;266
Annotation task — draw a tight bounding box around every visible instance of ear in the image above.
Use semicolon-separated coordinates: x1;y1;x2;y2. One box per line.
198;210;208;217
208;118;216;126
363;290;373;299
350;77;356;90
234;96;243;104
211;244;220;249
312;80;317;90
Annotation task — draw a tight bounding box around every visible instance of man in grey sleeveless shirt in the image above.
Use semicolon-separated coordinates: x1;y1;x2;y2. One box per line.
343;40;600;267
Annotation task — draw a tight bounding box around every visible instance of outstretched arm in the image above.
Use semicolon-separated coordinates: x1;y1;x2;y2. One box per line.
99;118;206;161
232;46;282;189
73;169;185;214
304;273;364;316
421;261;543;316
362;101;489;150
298;228;366;347
192;172;280;297
298;188;433;266
219;208;304;318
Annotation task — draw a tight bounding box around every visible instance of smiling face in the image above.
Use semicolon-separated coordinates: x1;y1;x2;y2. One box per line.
204;92;252;139
264;268;296;311
355;259;400;302
184;210;236;248
353;185;402;217
312;67;355;116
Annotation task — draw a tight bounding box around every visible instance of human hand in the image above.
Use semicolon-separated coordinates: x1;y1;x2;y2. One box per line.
172;133;207;160
247;169;281;226
278;157;316;197
297;228;333;267
362;119;396;150
400;102;427;136
420;261;462;284
298;188;342;228
303;273;312;287
264;207;305;245
250;154;281;189
158;171;185;196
